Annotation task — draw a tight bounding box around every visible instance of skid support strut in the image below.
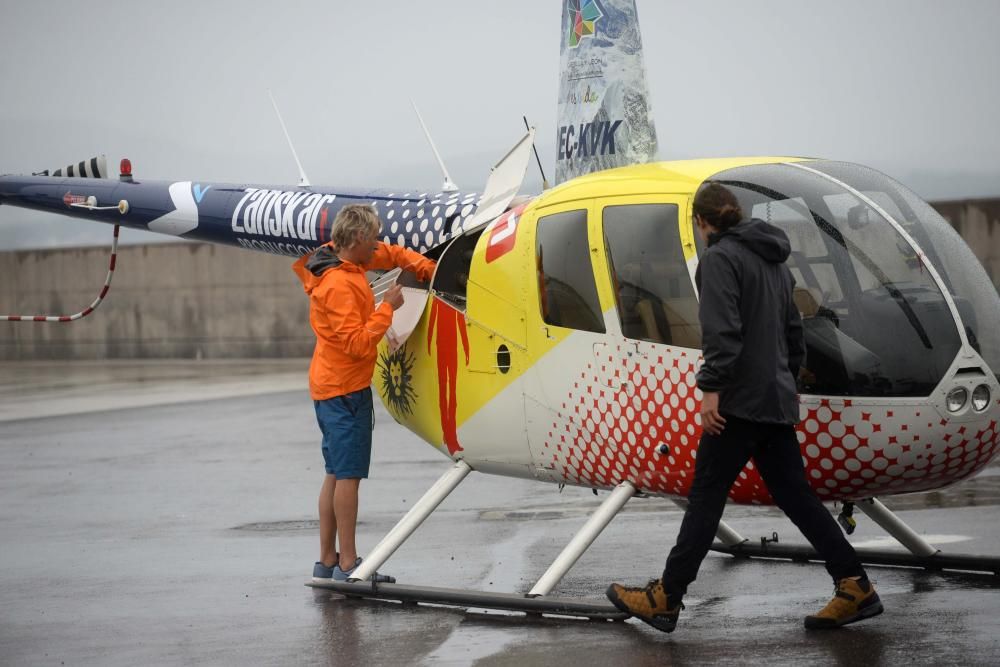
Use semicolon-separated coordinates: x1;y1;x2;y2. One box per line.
311;461;628;619
855;497;939;557
527;481;636;597
350;460;472;582
671;498;748;547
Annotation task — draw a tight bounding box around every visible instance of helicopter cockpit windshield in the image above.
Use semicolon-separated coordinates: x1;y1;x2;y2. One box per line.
698;161;1000;397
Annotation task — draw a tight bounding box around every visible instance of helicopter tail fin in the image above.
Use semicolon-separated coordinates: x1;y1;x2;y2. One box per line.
555;0;658;185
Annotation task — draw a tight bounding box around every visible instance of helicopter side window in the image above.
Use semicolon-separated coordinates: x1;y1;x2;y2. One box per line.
603;204;702;348
535;209;605;333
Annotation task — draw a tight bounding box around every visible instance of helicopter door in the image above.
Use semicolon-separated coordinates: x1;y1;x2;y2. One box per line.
522;201;624;481
595;196;701;359
585;196;703;478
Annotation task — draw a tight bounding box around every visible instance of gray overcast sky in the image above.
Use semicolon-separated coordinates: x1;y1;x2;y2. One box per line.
1;0;999;249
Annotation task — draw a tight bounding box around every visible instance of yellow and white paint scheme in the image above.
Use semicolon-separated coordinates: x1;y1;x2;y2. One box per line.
374;157;1000;506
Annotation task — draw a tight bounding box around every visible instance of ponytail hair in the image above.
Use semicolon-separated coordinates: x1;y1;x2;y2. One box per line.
693;182;743;232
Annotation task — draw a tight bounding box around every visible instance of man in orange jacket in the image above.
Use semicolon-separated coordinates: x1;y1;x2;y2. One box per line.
293;204;436;582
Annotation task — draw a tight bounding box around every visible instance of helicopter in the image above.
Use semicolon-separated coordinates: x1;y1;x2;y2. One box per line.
2;0;998;617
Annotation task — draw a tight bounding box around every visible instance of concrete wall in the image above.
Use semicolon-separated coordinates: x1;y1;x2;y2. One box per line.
0;242;313;360
932;199;1000;288
3;198;999;359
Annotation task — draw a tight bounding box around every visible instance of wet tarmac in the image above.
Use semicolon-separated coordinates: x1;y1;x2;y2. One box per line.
2;360;999;666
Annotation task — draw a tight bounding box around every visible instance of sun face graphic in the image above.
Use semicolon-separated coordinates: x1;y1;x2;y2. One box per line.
378;346;418;418
568;0;602;48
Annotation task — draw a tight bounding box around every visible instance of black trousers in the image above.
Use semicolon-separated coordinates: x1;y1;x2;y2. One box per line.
662;416;865;602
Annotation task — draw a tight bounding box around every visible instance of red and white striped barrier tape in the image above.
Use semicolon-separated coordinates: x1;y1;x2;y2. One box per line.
1;225;120;322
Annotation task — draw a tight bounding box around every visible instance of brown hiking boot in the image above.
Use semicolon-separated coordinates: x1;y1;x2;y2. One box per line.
805;577;884;629
606;579;683;633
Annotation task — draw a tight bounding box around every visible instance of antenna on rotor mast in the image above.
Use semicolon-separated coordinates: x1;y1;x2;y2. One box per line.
267;89;311;188
410;99;459;193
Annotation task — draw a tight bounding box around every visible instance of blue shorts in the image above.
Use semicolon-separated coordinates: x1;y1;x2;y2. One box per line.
314;388;374;479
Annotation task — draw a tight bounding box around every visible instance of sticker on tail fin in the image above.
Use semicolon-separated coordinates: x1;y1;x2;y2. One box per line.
555;0;658;184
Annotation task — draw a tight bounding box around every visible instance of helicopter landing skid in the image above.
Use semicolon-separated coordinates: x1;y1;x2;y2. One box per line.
709;497;1000;576
306;580;627;621
709;541;1000;576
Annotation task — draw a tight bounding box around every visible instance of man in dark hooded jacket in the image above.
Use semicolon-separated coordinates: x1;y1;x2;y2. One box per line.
607;183;883;633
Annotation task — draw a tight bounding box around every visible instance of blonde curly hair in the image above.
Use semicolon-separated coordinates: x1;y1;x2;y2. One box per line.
330;204;381;250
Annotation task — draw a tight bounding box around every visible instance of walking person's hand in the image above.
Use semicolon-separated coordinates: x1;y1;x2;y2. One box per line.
700;391;726;435
384;284;404;311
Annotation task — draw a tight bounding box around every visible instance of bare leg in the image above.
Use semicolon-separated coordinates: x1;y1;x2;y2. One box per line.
318;474;338;567
335;478;361;570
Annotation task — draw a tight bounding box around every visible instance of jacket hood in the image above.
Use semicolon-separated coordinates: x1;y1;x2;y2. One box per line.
293;245;344;295
709;218;791;263
305;245;343;276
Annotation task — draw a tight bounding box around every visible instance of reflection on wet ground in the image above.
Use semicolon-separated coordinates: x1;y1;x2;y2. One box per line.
2;361;999;665
303;564;1000;667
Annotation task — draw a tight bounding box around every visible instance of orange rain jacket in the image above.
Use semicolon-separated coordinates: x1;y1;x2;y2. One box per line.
293;242;436;400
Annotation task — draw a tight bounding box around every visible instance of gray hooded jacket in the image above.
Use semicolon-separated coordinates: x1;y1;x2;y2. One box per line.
695;218;805;425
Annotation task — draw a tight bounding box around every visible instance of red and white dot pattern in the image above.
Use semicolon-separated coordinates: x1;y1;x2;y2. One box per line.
540;341;1000;503
796;398;999;500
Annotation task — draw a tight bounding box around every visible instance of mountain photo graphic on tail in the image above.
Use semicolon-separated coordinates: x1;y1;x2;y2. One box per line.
556;0;659;184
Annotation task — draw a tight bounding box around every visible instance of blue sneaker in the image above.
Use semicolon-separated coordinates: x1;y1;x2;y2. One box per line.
312;561;335;582
332;557;396;583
